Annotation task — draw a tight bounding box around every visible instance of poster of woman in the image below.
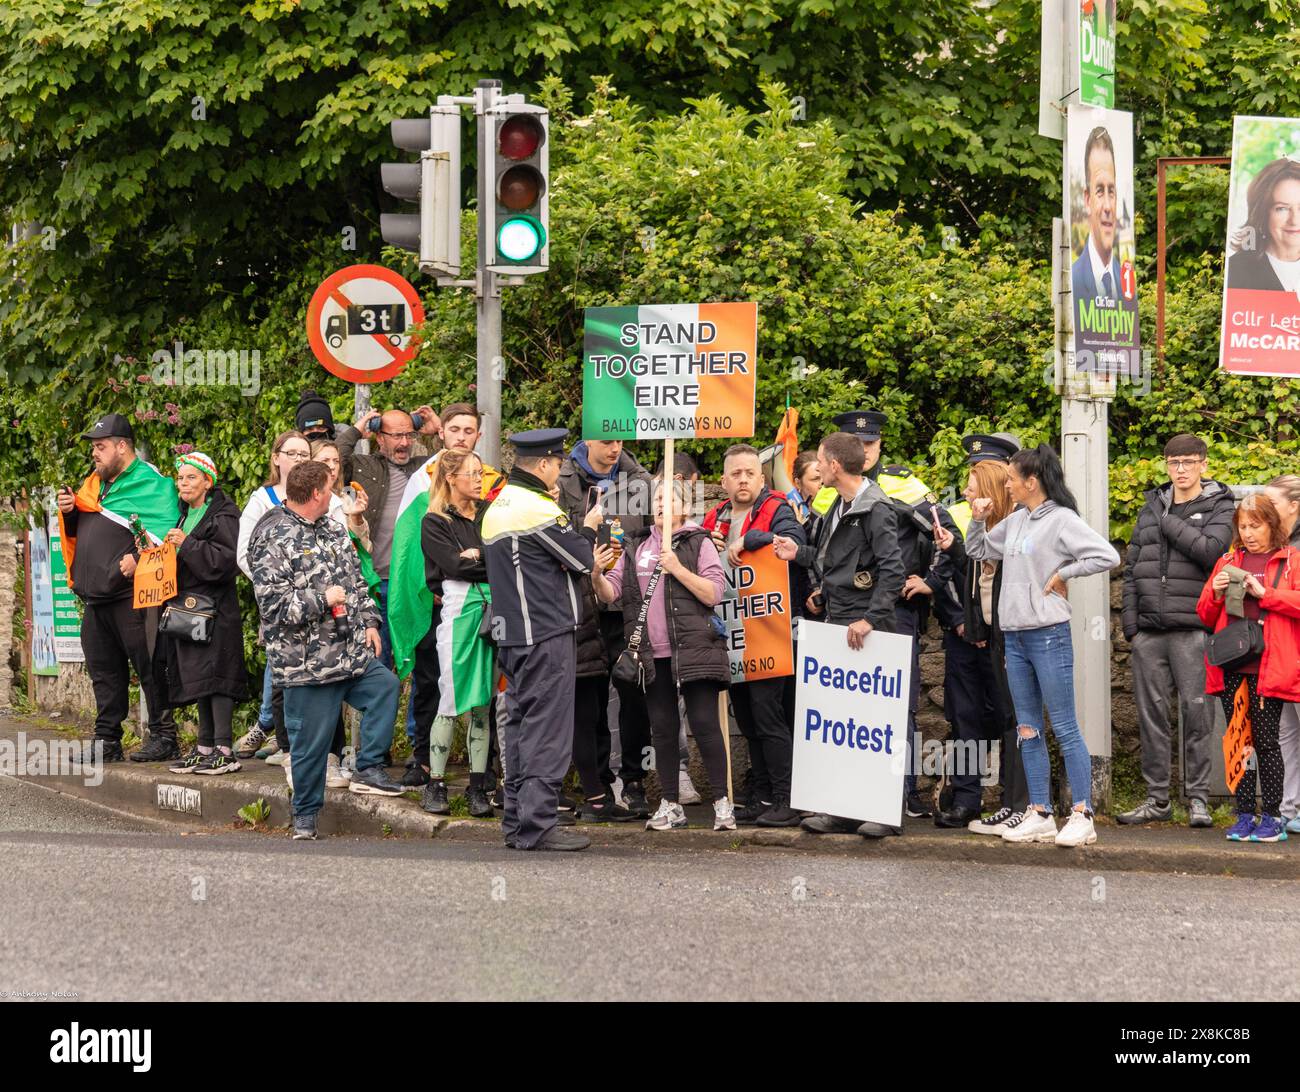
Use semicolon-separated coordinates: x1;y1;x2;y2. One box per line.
1220;116;1300;378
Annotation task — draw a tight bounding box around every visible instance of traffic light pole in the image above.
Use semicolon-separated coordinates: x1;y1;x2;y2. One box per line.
475;79;504;467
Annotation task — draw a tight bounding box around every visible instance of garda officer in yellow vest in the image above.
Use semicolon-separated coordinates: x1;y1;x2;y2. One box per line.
830;409;965;832
483;428;599;852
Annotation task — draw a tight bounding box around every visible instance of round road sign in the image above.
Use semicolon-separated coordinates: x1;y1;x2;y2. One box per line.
306;264;425;384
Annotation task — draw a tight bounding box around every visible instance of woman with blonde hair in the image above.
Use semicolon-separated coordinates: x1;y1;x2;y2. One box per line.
934;435;1027;833
417;449;495;817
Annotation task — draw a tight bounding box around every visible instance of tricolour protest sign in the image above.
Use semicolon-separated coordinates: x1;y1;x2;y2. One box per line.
582;303;757;439
790;620;912;827
718;547;793;684
133;541;178;609
1219;115;1300;378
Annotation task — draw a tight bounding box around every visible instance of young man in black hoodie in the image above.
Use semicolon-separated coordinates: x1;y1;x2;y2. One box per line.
1118;434;1236;827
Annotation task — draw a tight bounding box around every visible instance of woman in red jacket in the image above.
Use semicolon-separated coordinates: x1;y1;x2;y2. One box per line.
1197;494;1300;843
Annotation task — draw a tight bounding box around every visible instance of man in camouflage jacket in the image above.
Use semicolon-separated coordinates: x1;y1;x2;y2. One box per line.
249;461;406;839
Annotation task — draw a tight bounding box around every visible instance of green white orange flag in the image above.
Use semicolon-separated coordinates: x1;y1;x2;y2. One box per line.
582;302;757;439
386;461;436;679
58;459;179;588
717;545;794;683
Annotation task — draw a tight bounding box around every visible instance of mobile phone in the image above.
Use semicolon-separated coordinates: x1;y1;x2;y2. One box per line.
930;505;942;535
586;485;602;513
597;522;611;547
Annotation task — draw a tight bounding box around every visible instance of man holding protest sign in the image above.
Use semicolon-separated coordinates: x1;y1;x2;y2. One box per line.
57;414;180;763
704;443;805;826
774;431;905;837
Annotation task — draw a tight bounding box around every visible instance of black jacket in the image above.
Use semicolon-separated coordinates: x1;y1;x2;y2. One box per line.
1122;479;1236;637
421;501;488;594
793;481;904;632
619;525;729;685
163;488;250;705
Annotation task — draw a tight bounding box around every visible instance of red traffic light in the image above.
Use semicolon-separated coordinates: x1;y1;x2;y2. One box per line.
499;165;544;211
498;115;544;161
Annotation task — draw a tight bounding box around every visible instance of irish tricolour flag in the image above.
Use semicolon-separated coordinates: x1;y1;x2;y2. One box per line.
387;462;436;680
582;302;757;440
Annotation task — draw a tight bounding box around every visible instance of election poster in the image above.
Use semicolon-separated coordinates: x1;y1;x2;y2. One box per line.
1066;103;1140;377
790;620;912;827
28;521;57;677
49;515;83;662
1219;115;1300;378
717;546;793;684
1077;0;1116;109
582;303;757;440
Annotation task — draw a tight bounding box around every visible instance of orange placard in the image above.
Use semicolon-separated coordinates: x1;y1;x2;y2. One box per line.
133;541;178;609
718;545;794;683
1222;677;1254;794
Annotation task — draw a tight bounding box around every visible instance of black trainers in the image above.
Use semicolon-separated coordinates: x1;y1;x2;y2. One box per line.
534;827;591;851
195;751;241;776
130;734;181;763
402;763;431;787
756;803;803;827
292;815;318;840
581;794;637;823
735;800;774;825
349;765;406;796
73;739;124;765
488;785;505;809
621;780;649;817
420;780;450;815
800;813;860;834
557;793;578;814
168;750;204;775
905;792;932;819
465;786;495;818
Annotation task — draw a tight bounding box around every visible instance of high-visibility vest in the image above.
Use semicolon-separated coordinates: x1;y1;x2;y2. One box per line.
948;500;972;536
877;466;932;506
810;485;839;517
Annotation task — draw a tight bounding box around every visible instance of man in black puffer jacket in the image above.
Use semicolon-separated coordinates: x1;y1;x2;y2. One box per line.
1119;434;1235;827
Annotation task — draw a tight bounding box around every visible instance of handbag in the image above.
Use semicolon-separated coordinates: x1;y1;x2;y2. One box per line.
1207;561;1282;670
160;592;216;645
612;562;665;691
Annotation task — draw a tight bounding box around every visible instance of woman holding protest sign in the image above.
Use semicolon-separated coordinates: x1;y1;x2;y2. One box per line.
591;476;733;832
1197;494;1300;843
155;453;248;775
965;444;1119;848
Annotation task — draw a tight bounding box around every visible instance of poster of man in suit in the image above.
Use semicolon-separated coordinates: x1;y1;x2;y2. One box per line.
1066;102;1140;377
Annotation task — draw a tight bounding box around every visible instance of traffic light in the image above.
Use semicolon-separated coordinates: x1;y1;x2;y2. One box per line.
481;101;548;275
379;108;461;278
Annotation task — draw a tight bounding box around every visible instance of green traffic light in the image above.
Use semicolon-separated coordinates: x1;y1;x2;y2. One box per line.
496;215;546;263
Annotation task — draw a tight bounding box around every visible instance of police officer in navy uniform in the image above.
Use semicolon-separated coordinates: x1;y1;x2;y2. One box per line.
830;409;963;830
482;429;599;852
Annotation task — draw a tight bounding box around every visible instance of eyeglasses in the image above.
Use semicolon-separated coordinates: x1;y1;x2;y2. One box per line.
278;449;311;461
455;470;484;480
379;430;417;442
1165;458;1204;470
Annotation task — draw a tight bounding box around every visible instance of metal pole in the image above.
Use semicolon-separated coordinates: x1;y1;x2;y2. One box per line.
476;79;503;467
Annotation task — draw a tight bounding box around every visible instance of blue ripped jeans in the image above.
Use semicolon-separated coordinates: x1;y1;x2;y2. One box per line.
1002;622;1093;814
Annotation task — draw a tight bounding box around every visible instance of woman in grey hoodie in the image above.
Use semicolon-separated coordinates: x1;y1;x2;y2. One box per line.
966;445;1120;848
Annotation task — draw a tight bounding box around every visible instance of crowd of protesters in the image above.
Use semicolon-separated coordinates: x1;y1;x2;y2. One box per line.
56;397;1300;849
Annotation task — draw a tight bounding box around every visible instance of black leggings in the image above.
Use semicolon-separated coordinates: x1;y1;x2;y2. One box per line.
645;658;727;803
1221;671;1286;817
572;675;610;799
198;695;235;750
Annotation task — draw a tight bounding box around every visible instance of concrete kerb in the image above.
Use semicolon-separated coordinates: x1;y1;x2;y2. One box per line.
4;719;1298;878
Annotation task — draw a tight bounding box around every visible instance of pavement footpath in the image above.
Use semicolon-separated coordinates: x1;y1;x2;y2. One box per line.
3;715;1297;880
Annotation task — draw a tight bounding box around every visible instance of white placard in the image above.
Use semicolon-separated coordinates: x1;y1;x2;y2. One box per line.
790;620;912;827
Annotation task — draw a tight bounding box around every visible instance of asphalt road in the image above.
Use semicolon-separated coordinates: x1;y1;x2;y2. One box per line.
2;776;1299;1001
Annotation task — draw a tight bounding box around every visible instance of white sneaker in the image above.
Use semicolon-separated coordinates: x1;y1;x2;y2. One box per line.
325;753;348;789
679;771;702;805
266;749;289;766
968;807;1019;836
283;754;293;790
646;800;687;831
1001;807;1057;843
713;797;736;831
1054;809;1097;847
